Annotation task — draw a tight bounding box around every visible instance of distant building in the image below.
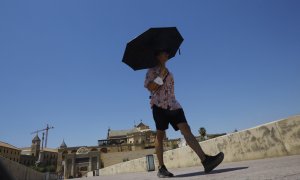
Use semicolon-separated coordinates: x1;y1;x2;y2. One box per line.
163;138;180;150
96;121;182;169
98;121;157;152
178;138;187;148
0;141;21;163
56;140;101;179
20;134;58;168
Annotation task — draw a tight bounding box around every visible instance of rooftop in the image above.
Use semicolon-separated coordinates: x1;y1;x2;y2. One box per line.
108;128;139;138
21;147;58;154
0;141;20;150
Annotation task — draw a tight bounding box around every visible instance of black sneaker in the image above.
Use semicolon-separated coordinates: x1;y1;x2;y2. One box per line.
157;165;174;178
202;152;224;173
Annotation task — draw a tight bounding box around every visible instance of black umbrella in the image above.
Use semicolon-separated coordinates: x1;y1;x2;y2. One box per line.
122;27;184;71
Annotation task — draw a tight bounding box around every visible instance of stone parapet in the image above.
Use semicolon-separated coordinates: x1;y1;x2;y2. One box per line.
98;115;300;175
0;156;57;180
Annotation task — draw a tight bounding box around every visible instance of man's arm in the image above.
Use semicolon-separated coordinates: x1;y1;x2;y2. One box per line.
146;82;161;92
145;67;167;92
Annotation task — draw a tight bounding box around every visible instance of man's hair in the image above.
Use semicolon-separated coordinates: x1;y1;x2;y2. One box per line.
154;49;170;56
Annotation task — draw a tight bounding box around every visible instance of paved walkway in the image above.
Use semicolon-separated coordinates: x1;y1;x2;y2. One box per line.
79;155;300;180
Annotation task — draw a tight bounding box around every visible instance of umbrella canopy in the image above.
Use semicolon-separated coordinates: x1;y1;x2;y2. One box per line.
122;27;184;71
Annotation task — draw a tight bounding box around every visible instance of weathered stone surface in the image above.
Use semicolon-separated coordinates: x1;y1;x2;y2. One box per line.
164;146;200;168
238;122;288;160
276;116;300;155
101;149;155;167
199;138;219;156
100;156;148;175
213;133;245;162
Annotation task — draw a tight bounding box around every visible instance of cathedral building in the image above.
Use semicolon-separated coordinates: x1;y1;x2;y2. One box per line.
98;121;157;152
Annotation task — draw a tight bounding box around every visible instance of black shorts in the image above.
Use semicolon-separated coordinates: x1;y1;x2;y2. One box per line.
152;105;187;131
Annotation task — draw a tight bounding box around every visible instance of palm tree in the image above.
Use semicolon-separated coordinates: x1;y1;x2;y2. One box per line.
198;127;206;141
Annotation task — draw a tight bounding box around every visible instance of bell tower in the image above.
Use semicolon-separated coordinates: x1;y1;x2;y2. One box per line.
31;134;41;158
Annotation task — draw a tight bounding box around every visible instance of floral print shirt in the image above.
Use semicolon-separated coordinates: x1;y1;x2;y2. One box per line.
144;66;182;110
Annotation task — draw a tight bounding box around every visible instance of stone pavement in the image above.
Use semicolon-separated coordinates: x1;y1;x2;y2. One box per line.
79;155;300;180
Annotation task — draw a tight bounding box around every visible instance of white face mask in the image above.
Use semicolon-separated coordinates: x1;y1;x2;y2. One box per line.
153;76;164;85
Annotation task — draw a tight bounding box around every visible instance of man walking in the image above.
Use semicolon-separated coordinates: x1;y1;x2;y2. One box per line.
145;49;224;178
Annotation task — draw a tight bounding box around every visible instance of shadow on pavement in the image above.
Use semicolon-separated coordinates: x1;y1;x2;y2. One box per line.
175;167;249;178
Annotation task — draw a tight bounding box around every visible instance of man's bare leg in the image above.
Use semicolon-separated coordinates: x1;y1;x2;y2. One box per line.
177;122;206;162
155;130;165;166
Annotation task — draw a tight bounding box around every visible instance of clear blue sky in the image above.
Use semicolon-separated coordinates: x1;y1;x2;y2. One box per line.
1;0;299;148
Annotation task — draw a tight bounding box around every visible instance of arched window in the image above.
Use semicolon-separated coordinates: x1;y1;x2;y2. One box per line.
76;147;89;155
